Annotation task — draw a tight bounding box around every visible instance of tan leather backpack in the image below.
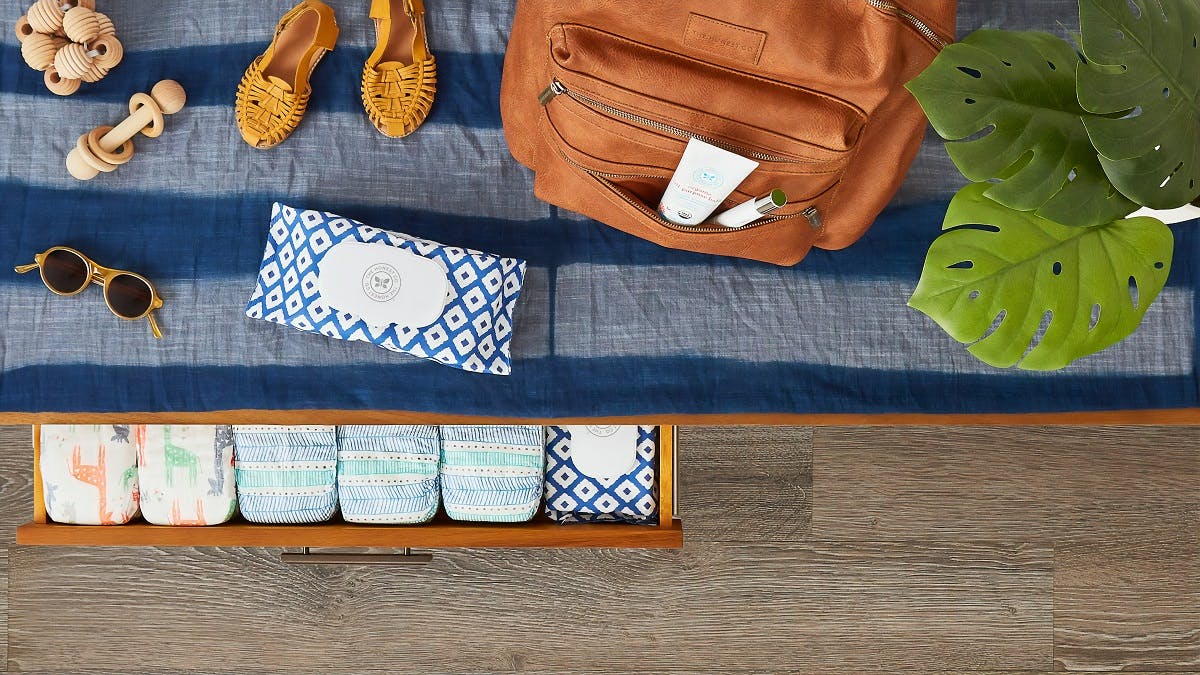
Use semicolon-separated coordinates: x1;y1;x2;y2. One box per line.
500;1;956;265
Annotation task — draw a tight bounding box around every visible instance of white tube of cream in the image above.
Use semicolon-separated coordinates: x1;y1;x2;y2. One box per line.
658;138;759;226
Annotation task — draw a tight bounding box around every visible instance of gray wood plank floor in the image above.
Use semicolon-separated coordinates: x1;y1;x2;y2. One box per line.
0;424;1196;673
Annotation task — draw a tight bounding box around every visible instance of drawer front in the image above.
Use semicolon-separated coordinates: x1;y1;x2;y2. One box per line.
20;424;682;549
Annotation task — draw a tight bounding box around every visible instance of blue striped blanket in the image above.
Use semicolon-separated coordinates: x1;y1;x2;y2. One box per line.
0;1;1196;416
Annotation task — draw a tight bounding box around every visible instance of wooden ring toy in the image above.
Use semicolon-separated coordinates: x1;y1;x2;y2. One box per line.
27;0;95;35
79;60;108;83
44;66;80;96
72;128;130;177
20;33;64;71
52;41;92;80
66;80;187;181
128;92;166;137
85;126;133;167
27;0;67;34
93;11;114;37
15;15;33;42
62;6;100;43
89;34;122;69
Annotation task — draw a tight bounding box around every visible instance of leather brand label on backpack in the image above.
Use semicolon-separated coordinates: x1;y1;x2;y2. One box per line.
683;14;766;65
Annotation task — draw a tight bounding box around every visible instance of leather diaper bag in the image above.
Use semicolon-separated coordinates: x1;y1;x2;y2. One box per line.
500;1;956;265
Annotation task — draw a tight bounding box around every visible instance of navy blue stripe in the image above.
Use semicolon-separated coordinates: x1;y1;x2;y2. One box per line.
0;359;1194;415
5;181;1198;285
0;44;502;128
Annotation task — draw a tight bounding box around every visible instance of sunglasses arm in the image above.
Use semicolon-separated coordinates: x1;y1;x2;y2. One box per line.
146;312;163;339
13;262;38;274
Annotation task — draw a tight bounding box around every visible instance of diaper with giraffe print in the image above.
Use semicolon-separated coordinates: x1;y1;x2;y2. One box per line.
135;425;238;526
40;425;140;525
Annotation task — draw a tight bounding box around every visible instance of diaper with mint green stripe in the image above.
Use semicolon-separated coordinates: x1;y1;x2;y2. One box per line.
439;425;544;522
232;425;338;524
336;425;440;524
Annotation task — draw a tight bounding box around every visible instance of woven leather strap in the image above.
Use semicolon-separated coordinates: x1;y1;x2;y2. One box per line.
362;56;436;136
236;58;310;148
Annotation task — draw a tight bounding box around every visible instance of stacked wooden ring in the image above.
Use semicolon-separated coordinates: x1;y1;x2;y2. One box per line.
14;0;123;96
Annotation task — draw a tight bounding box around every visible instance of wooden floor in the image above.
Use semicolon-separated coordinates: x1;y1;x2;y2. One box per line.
0;424;1195;673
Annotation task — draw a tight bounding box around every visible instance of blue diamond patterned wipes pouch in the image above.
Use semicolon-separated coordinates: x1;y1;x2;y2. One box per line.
245;203;527;375
544;425;659;524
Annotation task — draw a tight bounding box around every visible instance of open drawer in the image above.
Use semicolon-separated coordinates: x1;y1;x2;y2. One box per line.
16;425;683;549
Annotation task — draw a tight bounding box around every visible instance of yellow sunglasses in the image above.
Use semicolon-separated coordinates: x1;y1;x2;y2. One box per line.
15;246;164;339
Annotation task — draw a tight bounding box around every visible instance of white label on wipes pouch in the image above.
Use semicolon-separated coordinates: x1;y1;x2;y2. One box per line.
565;425;639;479
317;241;450;329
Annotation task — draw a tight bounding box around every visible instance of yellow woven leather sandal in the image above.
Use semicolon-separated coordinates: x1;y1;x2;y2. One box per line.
235;0;339;149
361;0;437;138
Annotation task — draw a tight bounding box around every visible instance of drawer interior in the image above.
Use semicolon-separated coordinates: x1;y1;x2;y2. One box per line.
18;425;682;549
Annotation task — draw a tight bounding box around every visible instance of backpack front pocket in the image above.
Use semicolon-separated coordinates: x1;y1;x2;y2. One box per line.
538;23;862;234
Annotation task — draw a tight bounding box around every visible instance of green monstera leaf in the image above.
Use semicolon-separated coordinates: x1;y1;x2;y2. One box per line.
1078;0;1200;208
910;183;1173;370
907;29;1136;227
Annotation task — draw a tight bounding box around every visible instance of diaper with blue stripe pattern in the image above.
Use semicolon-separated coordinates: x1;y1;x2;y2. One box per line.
245;203;527;375
336;425;440;524
544;426;659;524
232;425;338;524
439;425;544;522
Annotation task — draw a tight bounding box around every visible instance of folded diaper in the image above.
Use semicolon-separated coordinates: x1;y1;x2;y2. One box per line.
544;425;659;524
136;425;237;526
336;425;440;524
245;203;527;375
439;425;544;522
232;425;338;524
40;425;139;525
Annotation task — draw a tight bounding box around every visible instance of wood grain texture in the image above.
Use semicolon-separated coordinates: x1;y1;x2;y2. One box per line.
0;426;34;543
810;426;1200;543
15;520;683;548
1;408;1198;425
678;425;811;541
7;542;1052;673
1054;536;1200;671
0;426;30;671
4;424;1199;672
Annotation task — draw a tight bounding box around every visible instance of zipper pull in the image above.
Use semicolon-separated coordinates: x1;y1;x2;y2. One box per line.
802;206;822;230
538;80;566;106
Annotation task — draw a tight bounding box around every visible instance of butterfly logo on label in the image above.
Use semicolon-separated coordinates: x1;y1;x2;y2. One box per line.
362;263;402;302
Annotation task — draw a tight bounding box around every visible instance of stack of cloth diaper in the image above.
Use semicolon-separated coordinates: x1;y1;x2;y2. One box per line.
40;425;140;525
232;425;338;524
439;425;544;522
544;425;659;524
136;425;238;526
336;425;440;524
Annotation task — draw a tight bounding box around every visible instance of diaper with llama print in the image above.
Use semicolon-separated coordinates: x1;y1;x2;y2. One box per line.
233;425;338;524
336;425;440;524
136;425;238;526
40;425;139;525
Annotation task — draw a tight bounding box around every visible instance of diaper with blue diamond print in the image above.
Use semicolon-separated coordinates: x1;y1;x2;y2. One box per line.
246;203;527;375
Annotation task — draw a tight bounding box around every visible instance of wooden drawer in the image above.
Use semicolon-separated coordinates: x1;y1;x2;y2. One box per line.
17;425;682;549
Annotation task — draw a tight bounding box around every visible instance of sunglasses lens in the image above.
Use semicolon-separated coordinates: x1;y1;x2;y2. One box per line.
107;273;154;318
41;249;89;294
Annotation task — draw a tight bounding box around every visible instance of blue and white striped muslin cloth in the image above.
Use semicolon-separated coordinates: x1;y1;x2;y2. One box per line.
336;425;440;524
439;425;544;522
232;425;338;524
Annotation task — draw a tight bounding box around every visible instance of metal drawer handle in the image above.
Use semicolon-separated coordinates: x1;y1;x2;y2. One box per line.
280;547;433;565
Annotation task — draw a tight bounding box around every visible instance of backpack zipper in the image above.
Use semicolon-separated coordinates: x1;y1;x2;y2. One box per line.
539;79;798;163
865;0;949;47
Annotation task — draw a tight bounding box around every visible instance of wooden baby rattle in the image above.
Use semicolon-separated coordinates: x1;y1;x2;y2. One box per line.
66;79;186;181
